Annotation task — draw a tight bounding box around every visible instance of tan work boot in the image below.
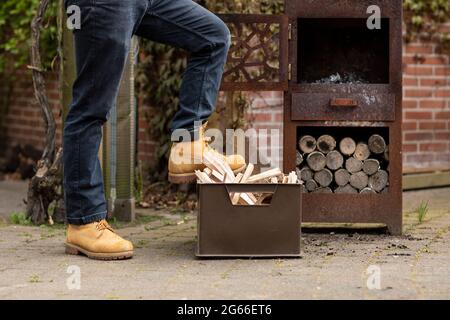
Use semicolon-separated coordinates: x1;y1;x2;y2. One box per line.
65;220;133;260
168;123;246;184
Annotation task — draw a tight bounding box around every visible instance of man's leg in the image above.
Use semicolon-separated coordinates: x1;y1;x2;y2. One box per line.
63;0;147;259
135;0;245;183
135;0;230;133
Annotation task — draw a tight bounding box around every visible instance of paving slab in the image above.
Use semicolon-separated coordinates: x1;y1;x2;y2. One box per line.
0;181;449;299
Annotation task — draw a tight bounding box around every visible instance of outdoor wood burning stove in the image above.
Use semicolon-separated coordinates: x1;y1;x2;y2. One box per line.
219;0;403;234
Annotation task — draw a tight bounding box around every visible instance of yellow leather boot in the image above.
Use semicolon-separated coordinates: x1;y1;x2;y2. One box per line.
168;124;246;184
65;220;133;260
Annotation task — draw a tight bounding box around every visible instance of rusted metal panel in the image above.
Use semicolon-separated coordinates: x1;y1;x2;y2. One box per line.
291;92;395;121
283;0;402;235
219;14;289;91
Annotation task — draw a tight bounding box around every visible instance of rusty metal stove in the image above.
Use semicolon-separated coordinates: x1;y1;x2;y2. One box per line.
219;0;403;234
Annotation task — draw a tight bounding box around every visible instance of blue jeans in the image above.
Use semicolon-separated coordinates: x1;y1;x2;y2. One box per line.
63;0;230;224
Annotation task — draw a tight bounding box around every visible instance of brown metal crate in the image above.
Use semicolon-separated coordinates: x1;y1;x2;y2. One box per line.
197;184;302;258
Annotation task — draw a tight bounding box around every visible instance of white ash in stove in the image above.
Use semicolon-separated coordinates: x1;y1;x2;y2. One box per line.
303;72;369;84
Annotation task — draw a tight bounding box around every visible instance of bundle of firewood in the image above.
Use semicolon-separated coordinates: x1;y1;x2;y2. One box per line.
195;150;300;205
297;134;389;194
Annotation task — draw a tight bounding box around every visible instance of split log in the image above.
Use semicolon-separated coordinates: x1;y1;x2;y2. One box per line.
288;171;299;184
246;167;282;183
299;167;314;182
195;170;214;183
362;159;380;175
360;187;377;194
334;184;358;194
305;179;318;192
368;170;389;192
211;170;224;182
326;150;344;170
349;171;369;190
231;164;255;204
306;151;327;172
354;143;371;161
334;169;351;186
298;135;317;154
345;157;363;173
314;169;333;187
339;137;356;156
296;150;303;166
312;187;333;193
368;134;386;154
317;135;336;154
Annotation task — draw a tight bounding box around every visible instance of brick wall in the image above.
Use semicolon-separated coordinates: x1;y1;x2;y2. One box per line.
402;42;450;172
1;41;450;174
1;70;62;150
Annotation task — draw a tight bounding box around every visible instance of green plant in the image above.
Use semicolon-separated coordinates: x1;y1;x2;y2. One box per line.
0;0;58;143
0;0;58;74
416;200;429;223
9;212;31;225
28;274;41;283
403;0;450;56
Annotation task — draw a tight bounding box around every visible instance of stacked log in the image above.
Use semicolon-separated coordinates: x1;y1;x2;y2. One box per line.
296;134;389;194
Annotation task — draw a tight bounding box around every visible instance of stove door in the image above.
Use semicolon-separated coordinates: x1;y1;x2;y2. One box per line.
218;14;289;91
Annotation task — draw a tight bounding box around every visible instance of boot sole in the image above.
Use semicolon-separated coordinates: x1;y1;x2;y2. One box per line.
168;164;246;184
65;243;133;261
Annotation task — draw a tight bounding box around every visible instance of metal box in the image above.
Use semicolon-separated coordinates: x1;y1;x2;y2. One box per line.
196;184;302;257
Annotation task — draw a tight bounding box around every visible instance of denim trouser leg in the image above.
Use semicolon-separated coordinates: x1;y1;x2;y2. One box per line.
63;0;148;224
64;0;229;224
135;0;230;133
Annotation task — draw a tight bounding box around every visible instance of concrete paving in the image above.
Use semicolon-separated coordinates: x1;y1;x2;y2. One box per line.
0;180;449;299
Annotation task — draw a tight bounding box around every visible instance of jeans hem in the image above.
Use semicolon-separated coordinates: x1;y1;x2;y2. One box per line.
66;211;107;225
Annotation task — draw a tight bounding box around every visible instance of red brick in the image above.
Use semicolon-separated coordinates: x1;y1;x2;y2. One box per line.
403;77;419;86
423;56;448;65
274;113;283;122
406;154;434;163
436;153;450;162
435;66;450;76
405;89;433;98
405;44;433;54
420;143;447;152
420;78;448;87
435;112;450;120
404;65;433;76
419;100;446;109
251;113;272;122
419;121;446;130
403;100;418;109
402;121;417;130
435;132;450;140
403;144;418;152
435;89;450;98
404;111;432;120
404;132;433;141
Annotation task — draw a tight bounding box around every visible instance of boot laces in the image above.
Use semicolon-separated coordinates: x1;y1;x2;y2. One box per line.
95;220;115;232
